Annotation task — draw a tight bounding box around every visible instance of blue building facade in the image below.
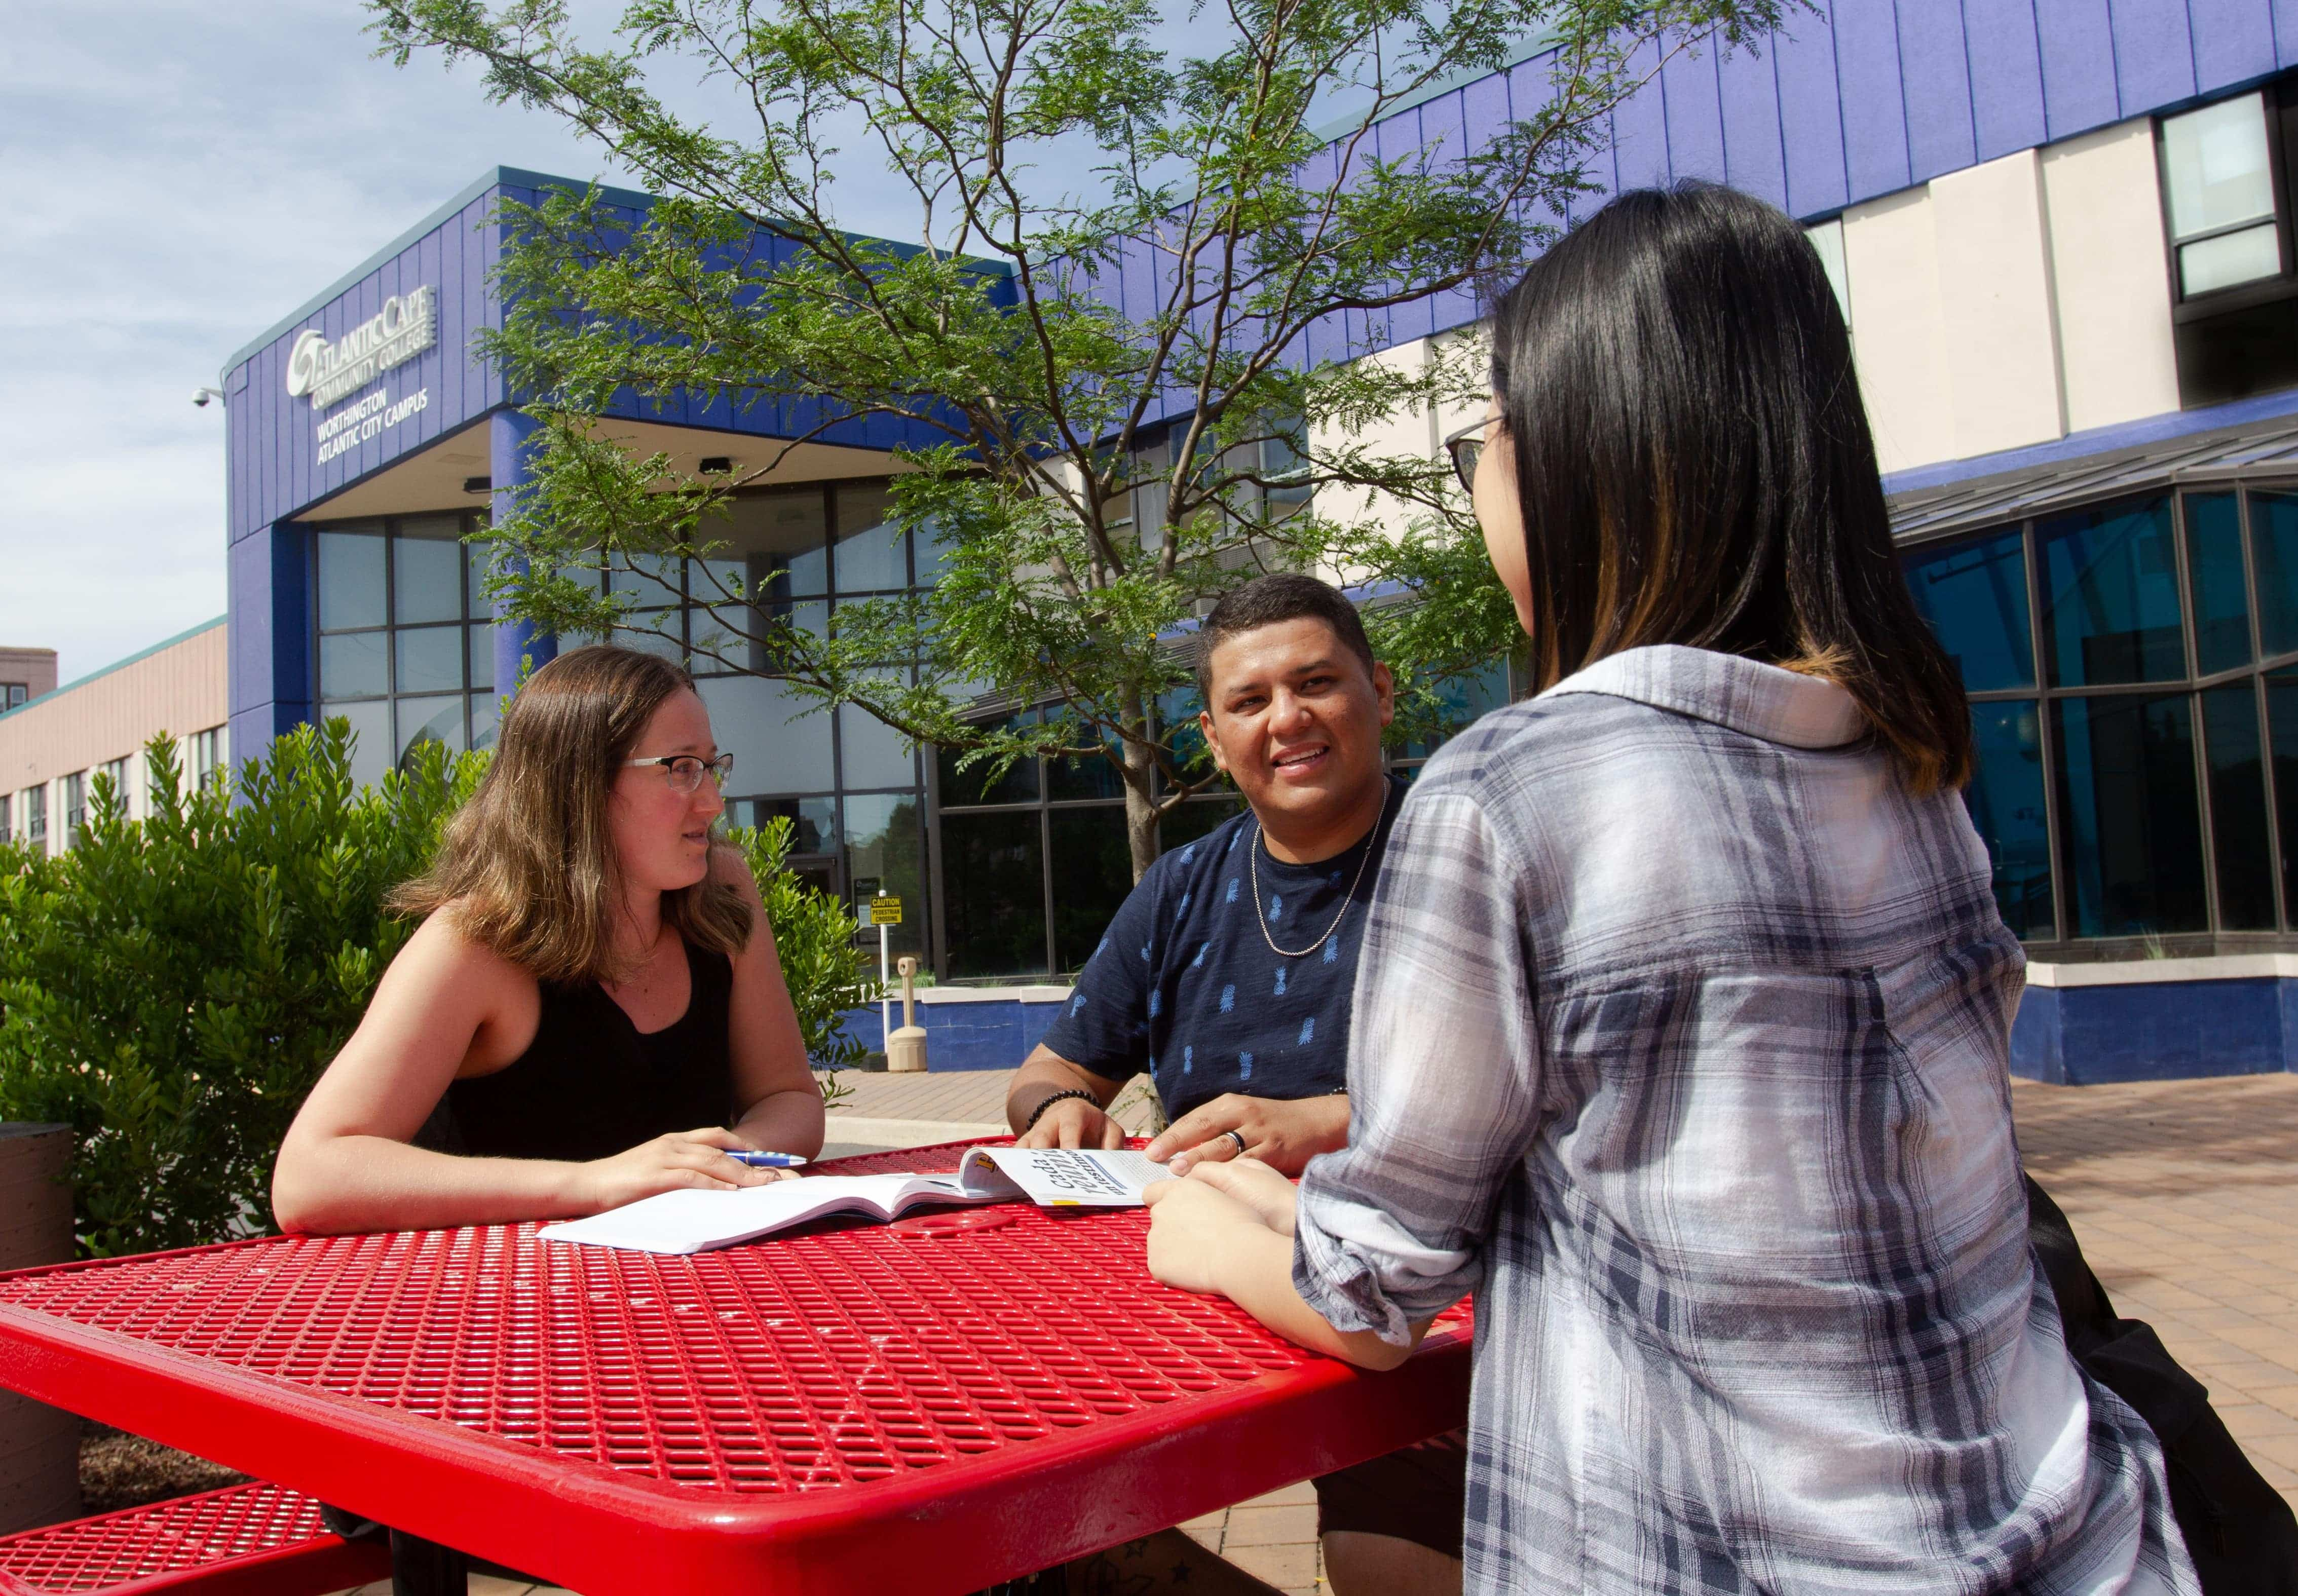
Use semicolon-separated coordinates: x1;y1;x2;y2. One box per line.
221;0;2298;1073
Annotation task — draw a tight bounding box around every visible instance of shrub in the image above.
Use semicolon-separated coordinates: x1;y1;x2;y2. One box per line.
0;722;865;1258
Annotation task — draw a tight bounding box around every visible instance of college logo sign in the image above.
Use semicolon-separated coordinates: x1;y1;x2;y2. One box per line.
285;286;438;410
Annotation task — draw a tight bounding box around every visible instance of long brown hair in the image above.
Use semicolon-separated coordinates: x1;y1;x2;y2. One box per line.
1491;182;1972;793
392;644;751;983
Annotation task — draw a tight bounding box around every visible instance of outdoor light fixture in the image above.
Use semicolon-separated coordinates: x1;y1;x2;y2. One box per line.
463;476;493;494
698;456;734;474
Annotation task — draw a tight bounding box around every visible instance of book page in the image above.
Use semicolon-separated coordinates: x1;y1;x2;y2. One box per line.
538;1173;976;1255
958;1147;1171;1206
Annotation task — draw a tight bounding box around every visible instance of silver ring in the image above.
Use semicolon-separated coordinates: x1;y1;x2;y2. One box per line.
1219;1128;1248;1159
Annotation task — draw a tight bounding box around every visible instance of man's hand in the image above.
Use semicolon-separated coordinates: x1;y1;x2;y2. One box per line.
1013;1093;1125;1150
1146;1092;1350;1176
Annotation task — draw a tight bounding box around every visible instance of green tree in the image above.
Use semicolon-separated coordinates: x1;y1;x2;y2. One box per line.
372;0;1783;877
0;726;865;1257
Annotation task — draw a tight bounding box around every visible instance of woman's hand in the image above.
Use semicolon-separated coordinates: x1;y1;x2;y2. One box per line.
1143;1175;1270;1295
570;1126;795;1212
1180;1157;1300;1237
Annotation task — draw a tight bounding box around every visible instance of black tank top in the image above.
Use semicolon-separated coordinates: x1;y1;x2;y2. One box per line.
417;937;737;1162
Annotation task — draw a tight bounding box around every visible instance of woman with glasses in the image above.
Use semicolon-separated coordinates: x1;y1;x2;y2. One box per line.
273;643;824;1234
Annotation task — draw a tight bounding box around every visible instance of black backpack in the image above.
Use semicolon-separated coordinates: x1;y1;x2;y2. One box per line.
2027;1176;2298;1594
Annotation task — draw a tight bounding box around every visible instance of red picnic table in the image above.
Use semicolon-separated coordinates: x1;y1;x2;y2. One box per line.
0;1142;1470;1596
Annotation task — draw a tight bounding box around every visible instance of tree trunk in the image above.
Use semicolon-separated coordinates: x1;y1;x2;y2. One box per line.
1120;724;1160;883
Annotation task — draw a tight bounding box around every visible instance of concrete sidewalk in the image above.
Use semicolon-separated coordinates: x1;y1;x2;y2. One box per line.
344;1070;2298;1596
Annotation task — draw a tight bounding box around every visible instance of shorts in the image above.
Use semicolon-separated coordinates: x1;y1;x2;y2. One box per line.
1311;1428;1468;1560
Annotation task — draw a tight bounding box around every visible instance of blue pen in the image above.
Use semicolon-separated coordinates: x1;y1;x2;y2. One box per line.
725;1150;808;1168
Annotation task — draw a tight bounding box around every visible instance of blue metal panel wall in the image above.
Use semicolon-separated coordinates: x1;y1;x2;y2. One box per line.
1083;0;2298;433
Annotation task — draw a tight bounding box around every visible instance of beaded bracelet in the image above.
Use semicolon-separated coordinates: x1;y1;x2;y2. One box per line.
1021;1087;1101;1132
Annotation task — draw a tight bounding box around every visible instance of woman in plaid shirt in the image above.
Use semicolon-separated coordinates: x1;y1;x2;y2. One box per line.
1144;184;2196;1593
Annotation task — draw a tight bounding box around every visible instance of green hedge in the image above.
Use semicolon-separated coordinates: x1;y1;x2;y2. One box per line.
0;722;867;1258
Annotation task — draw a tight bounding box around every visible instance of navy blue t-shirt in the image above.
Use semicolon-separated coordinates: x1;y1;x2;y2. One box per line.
1038;778;1404;1119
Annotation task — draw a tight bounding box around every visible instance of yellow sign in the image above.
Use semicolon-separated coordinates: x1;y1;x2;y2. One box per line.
866;896;904;926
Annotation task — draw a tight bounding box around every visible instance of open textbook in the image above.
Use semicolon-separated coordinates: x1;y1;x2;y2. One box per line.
537;1146;1169;1256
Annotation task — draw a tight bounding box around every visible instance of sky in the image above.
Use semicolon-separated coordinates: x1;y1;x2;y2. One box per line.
1;1;868;685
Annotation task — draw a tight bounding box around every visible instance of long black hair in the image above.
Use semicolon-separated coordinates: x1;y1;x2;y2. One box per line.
1491;181;1971;792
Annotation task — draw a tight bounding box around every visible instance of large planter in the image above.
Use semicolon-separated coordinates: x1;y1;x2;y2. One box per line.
0;1123;79;1535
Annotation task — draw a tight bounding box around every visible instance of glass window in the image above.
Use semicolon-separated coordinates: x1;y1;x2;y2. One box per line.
834;483;905;592
0;793;10;842
2052;694;2208;938
1903;528;2035;691
1965;702;2054;940
736;796;837;856
1393;662;1511;764
395;625;464;694
940;809;1048;977
2160;93;2282;297
2250;489;2298;657
464;538;494;620
1050;807;1136;972
2184;492;2252;675
62;773;84;848
2201;683;2276;929
694;675;835;796
25;784;46;853
2038;496;2184;687
608;551;684;603
317;527;387;631
397;695;465;767
721;489;831;600
469;692;500;753
320;631;388;699
393;519;465;624
466;625;496;693
2269;670;2298;927
1046;721;1128;801
843;791;926;959
838;704;916;790
937;719;1041;807
320;700;391;791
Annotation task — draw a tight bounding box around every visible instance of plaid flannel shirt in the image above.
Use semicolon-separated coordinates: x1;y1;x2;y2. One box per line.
1294;645;2195;1594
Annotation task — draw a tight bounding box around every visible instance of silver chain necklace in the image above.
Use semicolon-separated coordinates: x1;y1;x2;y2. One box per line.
1249;793;1387;960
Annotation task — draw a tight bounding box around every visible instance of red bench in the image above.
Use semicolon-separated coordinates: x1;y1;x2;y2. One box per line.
0;1482;389;1596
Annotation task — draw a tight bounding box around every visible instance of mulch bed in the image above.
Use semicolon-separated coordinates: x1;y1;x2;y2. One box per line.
78;1425;246;1515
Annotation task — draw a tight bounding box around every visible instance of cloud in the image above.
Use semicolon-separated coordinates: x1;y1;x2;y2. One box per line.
0;2;640;682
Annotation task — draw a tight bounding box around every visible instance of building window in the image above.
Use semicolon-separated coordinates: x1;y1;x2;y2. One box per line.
61;773;84;851
314;514;495;789
2159;80;2298;406
24;785;45;856
191;727;226;790
97;756;131;819
0;792;11;843
1904;483;2298;953
2;683;25;711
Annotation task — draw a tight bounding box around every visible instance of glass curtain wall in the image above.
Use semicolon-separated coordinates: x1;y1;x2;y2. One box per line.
934;658;1519;980
1903;483;2298;951
582;479;933;962
313;512;498;789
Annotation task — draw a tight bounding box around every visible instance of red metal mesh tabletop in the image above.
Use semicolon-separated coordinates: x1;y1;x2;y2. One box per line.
0;1143;1469;1596
0;1480;386;1596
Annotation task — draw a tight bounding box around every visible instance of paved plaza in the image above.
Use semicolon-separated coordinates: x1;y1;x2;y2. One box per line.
343;1066;2298;1596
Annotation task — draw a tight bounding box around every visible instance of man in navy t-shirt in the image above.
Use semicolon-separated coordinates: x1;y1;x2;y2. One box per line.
1006;574;1400;1174
1004;575;1463;1596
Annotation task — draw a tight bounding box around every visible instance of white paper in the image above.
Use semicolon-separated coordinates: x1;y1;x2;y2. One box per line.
538;1147;1175;1255
537;1173;979;1255
957;1146;1170;1206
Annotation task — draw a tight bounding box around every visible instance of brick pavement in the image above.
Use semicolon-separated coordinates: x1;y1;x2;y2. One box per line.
340;1069;2297;1595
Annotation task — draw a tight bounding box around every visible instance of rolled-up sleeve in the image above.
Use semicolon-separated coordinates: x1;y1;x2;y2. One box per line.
1292;785;1543;1344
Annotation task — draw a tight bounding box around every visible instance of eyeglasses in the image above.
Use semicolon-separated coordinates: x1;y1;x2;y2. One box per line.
1442;419;1489;496
625;752;735;793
